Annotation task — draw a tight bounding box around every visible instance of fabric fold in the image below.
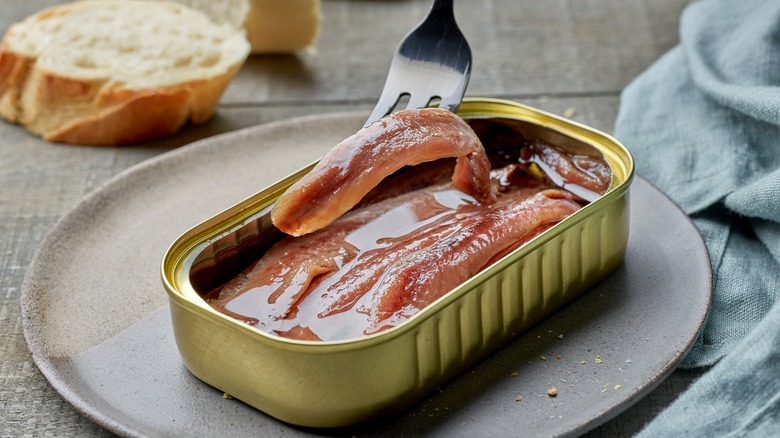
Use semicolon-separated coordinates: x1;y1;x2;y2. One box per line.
615;0;780;368
615;0;780;433
637;298;780;437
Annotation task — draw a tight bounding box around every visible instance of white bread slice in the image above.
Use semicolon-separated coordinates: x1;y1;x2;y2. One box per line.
0;0;250;145
170;0;320;54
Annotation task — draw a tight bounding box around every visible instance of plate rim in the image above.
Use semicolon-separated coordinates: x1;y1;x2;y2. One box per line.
19;112;712;437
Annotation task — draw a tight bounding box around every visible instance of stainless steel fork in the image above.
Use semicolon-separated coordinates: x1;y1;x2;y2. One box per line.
364;0;472;127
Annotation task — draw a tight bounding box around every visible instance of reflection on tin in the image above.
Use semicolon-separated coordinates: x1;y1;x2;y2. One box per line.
203;115;611;341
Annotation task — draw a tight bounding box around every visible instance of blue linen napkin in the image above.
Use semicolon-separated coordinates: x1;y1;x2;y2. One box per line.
614;0;780;434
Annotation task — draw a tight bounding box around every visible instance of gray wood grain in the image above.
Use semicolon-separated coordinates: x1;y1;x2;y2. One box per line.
0;0;700;436
224;0;691;105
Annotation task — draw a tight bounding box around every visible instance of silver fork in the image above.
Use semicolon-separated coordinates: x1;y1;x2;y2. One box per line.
364;0;472;127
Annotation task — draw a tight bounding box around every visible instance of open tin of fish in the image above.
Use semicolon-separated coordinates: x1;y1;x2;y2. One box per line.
161;98;634;428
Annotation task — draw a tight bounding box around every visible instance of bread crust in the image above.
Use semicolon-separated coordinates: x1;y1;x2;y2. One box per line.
167;0;321;54
0;1;249;146
243;0;320;53
46;89;190;145
0;50;32;123
44;64;242;145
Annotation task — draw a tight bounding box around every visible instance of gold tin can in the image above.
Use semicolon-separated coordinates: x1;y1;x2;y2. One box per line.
161;98;634;428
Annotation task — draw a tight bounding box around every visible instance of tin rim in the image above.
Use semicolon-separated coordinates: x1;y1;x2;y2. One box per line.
161;97;635;351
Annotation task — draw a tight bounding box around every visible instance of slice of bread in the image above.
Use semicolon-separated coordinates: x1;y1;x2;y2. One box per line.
171;0;321;54
0;0;250;145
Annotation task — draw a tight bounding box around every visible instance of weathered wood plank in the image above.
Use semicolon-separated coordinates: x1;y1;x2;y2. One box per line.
0;0;689;104
0;0;696;435
223;0;691;103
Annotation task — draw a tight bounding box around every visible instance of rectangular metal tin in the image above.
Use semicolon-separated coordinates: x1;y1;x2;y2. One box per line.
161;98;634;428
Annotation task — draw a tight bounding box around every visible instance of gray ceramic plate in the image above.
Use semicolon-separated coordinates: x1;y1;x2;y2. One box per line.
21;112;711;437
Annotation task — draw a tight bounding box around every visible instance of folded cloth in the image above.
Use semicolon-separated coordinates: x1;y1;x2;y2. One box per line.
615;0;780;368
637;298;780;436
615;0;780;434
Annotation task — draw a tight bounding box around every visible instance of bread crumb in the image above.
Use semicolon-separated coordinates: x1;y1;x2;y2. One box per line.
563;107;577;118
515;395;523;402
558;334;564;339
614;385;622;390
540;355;547;361
580;360;586;365
547;387;558;397
222;393;234;400
595;355;602;364
511;371;519;377
626;359;632;364
555;355;562;360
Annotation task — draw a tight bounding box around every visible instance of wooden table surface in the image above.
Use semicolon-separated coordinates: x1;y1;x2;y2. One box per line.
0;0;705;436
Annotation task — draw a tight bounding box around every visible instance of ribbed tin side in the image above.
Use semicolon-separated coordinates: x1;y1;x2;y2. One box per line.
162;98;634;428
412;197;628;389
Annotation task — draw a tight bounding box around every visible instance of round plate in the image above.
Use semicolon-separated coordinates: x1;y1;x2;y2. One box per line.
21;112;711;437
